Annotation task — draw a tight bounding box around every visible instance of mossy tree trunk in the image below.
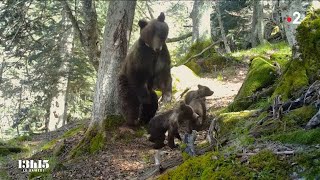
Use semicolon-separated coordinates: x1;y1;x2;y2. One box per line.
70;1;136;157
272;9;320;100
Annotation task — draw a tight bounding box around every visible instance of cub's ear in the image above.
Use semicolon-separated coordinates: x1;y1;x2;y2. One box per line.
179;101;187;110
138;19;148;29
197;84;203;89
157;12;165;22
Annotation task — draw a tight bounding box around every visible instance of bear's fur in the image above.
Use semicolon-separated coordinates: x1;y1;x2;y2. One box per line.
138;19;172;103
188;97;206;132
184;85;214;104
148;101;199;149
118;13;169;126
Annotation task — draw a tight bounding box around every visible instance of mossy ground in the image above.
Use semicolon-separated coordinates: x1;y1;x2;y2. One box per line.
160;150;290;180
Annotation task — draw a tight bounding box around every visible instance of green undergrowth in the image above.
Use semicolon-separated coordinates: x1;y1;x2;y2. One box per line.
159;150;290;179
251;106;317;138
270;128;320;145
231;41;291;61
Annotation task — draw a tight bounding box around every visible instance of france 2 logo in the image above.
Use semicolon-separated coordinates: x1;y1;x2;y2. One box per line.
284;12;303;25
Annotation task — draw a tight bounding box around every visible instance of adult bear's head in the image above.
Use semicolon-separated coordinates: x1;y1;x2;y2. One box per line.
138;12;169;52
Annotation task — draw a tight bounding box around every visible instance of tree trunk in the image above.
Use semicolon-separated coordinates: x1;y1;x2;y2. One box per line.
90;1;136;127
251;1;265;47
190;0;212;42
0;48;4;84
81;0;100;70
48;8;72;132
216;2;231;53
69;1;136;157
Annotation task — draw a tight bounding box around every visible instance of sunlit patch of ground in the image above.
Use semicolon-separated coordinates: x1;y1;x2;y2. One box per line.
172;65;247;109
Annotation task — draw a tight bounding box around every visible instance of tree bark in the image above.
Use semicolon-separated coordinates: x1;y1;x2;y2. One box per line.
81;0;100;70
251;1;265;47
190;0;212;42
90;1;136;129
216;2;231;53
48;8;72;132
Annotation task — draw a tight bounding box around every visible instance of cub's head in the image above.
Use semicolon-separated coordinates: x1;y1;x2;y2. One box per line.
138;12;169;52
178;101;199;122
197;84;214;97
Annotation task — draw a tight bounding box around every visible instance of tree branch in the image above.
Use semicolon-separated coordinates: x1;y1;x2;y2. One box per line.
182;40;222;65
166;32;192;43
61;0;85;46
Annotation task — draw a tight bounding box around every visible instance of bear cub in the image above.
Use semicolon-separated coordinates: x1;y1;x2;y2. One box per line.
148;101;199;149
185;85;214;132
184;84;214;104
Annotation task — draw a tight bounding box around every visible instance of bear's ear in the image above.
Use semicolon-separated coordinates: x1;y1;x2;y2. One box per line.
157;12;165;22
138;19;148;29
197;84;203;89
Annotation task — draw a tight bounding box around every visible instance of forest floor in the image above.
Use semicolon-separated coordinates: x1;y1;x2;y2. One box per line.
3;63;248;180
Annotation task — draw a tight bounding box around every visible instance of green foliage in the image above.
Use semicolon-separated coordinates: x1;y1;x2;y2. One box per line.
229;57;276;111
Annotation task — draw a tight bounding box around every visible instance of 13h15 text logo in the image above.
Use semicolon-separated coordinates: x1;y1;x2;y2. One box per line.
18;160;49;172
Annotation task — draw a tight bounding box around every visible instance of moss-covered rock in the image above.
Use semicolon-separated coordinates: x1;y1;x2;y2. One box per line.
229;57;277;111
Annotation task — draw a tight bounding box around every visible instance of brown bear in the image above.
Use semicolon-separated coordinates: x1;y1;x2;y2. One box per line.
118;13;169;127
188;97;206;132
184;85;214;104
138;19;172;103
148;101;199;149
